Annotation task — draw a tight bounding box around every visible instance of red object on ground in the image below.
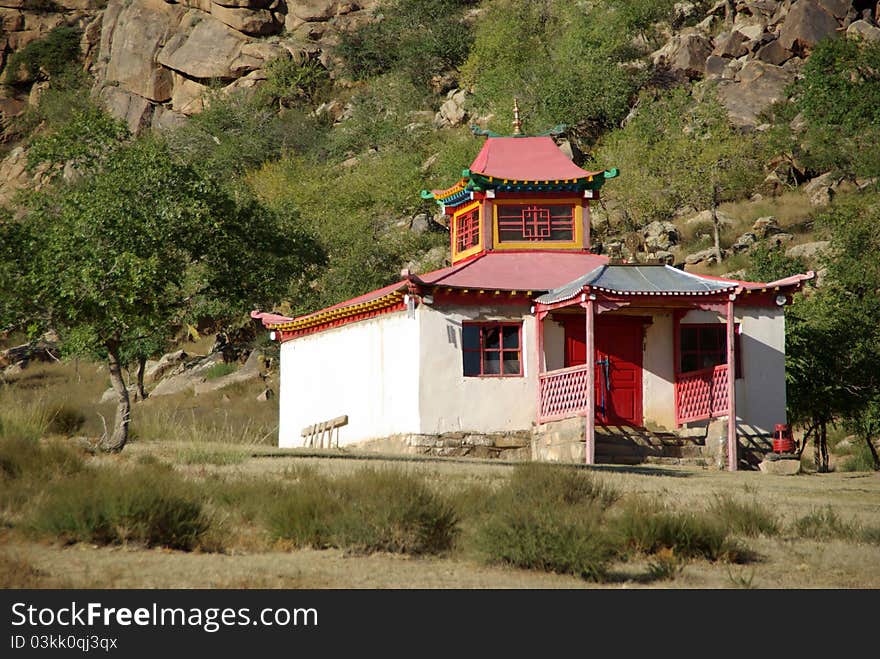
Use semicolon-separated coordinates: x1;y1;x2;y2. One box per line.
773;423;796;453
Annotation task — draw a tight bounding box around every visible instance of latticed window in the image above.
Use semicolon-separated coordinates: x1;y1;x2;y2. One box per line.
455;208;480;253
679;324;742;378
462;322;522;377
497;204;574;242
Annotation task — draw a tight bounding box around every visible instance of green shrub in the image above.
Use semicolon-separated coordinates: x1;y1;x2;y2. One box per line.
0;436;84;482
332;468;459;554
792;506;858;541
708;494;780;537
614;499;733;561
30;465;210;550
504;463;619;508
203;363;238;380
336;0;473;88
476;503;614;581
266;475;338;549
267;468;458;555
3;26;81;85
840;442;879;472
47;404;86;436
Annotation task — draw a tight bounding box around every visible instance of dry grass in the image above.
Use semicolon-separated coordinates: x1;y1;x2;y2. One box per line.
1;359;879;588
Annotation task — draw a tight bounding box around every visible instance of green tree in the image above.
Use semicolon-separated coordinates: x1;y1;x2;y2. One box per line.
462;0;675;141
5;134;322;452
785;192;880;471
337;0;474;89
792;36;880;178
595;87;767;257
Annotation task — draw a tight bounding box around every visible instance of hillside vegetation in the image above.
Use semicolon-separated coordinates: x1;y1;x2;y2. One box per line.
0;0;879;466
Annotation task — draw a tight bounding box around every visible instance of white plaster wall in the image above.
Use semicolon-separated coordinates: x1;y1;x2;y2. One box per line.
681;306;786;434
278;312;420;447
737;306;786;433
543;317;566;371
641;312;676;430
417;303;537;434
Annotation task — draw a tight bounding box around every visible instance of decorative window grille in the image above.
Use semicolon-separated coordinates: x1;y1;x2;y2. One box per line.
455;209;480;253
497;204;574;242
462;322;522;377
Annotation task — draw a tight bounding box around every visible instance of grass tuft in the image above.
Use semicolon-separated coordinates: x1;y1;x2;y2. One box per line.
708;494;780;537
792;506;859;541
176;446;249;466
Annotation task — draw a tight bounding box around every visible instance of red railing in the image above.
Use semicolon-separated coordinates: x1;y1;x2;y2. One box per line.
675;364;729;424
539;364;590;422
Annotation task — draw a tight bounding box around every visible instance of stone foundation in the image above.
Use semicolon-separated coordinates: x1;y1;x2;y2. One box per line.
354;431;532;461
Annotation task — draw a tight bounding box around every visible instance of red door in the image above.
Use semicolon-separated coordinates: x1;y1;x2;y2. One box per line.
563;316;644;427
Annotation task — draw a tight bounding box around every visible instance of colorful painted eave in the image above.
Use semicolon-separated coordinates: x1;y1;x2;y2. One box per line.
251;281;410;341
421;170;618;208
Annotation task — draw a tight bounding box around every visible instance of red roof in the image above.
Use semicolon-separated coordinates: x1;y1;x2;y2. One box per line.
469;137;601;181
418;251;609;291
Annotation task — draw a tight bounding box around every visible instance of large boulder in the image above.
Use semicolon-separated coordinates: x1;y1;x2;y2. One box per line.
99;86;155;134
785;240;830;259
170;72;208;115
652;32;713;78
717;60;793;127
755;38;793;65
643;220;680;251
846;19;880;42
290;0;339;21
102;0;184;103
157;10;259;80
713;30;750;58
778;0;841;55
434;88;467;127
210;3;282;36
144;349;188;383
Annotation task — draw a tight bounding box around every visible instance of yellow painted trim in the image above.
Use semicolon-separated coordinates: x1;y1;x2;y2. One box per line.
492;198;583;251
266;291;407;332
451;201;483;263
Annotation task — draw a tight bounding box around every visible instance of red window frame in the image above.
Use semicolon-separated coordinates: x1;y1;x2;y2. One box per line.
455;208;480;253
462;322;523;377
678;323;742;379
497;204;574;243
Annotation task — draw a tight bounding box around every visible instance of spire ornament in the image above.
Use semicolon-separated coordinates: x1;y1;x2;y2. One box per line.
512;98;523;135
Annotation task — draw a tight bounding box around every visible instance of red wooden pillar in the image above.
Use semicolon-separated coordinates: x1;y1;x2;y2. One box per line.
535;309;547;420
726;298;737;472
584;294;596;465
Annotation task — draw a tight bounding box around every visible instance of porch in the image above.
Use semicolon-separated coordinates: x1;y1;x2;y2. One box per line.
531;264;810;471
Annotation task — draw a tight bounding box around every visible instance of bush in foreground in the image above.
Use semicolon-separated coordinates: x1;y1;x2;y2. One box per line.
613;499;737;561
267;468;458;555
30;465;209;551
477;503;615;581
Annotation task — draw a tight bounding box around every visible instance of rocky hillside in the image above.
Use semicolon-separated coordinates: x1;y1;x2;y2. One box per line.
1;0;879;284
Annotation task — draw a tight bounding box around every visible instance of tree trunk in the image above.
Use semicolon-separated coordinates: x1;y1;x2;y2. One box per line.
711;186;723;264
814;420;829;473
864;435;880;471
135;355;148;402
101;341;130;453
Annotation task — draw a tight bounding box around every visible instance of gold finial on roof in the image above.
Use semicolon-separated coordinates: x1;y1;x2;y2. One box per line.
512;98;522;135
